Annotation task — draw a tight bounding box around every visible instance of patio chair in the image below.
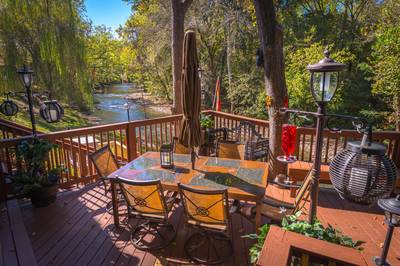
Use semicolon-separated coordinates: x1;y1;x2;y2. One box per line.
178;183;233;265
173;137;191;154
117;177;176;250
240;169;313;222
89;145;124;214
208;121;269;161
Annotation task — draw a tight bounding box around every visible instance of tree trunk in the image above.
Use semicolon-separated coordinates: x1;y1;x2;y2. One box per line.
171;0;193;114
253;0;287;179
395;93;400;132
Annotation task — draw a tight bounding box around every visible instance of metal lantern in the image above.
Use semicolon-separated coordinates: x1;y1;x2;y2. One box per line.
330;136;398;205
0;93;18;116
307;50;346;103
17;65;34;88
39;100;64;123
373;195;400;266
160;143;174;169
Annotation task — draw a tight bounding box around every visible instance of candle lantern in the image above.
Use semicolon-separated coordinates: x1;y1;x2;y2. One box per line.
0;93;18;116
39;100;64;123
160;143;174;169
329;133;397;205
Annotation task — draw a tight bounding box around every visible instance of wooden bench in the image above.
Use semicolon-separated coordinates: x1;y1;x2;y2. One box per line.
287;161;400;196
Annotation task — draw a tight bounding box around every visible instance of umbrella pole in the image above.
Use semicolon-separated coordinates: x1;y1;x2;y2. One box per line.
191;147;196;169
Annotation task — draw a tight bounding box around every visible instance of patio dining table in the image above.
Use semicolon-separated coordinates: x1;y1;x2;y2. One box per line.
107;152;269;231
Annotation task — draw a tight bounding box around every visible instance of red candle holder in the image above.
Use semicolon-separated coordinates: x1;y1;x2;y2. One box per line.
282;124;297;160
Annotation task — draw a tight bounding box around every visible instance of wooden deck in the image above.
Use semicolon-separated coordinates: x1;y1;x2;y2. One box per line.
3;183;400;266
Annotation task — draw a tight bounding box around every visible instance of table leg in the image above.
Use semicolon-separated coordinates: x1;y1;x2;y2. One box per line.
255;199;262;232
111;181;120;228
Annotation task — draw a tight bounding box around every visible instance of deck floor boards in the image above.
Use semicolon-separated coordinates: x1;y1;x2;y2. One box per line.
12;183;400;266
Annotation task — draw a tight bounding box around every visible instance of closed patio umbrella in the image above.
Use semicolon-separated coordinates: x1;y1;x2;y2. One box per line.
179;30;202;169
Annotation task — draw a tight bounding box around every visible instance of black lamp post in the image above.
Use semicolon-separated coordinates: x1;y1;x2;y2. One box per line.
374;195;400;266
1;66;64;136
282;49;346;223
17;65;37;136
282;50;397;224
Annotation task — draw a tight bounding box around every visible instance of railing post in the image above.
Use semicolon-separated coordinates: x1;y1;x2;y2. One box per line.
126;123;137;161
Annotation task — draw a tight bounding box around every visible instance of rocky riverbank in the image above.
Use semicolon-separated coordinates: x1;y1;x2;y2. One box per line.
124;91;172;115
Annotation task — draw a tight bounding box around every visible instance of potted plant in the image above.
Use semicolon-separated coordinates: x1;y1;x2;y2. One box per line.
12;138;61;207
199;114;215;155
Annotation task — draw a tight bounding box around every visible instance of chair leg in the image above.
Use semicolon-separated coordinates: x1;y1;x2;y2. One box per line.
130;221;176;251
184;230;233;265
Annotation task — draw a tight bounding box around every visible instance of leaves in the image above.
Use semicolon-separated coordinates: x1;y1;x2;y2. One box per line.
243;211;363;263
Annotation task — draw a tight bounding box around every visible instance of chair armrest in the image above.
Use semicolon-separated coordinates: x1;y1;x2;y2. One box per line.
262;197;296;210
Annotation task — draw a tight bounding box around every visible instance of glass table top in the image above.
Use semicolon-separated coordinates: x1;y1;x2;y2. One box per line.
205;157;241;169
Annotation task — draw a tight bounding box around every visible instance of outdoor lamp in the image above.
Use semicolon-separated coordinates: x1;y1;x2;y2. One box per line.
373;195;400;266
0;93;18;116
39;100;64;123
329;131;398;205
160;143;174;169
307;49;346;103
17;65;34;88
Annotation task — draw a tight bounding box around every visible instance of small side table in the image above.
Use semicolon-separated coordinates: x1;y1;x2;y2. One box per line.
273;155;297;188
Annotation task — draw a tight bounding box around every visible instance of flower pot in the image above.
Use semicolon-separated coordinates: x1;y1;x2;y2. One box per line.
29;185;58;208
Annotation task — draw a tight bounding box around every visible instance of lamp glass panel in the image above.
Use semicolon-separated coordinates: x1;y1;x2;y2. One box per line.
22;73;32;87
312;71;338;102
385;211;400;226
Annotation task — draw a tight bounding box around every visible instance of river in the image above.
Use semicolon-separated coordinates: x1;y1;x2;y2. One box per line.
92;83;161;124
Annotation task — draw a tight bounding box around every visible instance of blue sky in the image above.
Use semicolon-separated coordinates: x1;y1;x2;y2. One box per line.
84;0;131;34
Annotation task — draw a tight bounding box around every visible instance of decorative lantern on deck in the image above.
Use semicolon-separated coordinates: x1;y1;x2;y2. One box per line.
329;133;398;205
160;143;174;169
373;195;400;266
0;93;18;116
39;100;64;123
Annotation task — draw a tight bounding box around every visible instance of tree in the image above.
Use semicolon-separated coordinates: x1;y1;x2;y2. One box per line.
253;0;287;178
171;0;193;114
371;0;400;131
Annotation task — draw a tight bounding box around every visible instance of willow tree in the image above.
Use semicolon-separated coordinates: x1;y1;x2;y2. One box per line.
0;0;92;110
253;0;287;178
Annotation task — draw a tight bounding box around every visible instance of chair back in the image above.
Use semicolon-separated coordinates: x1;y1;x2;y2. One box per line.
173;137;191;154
178;183;229;227
294;170;313;212
117;177;169;219
216;141;245;160
89;145;118;178
227;121;261;143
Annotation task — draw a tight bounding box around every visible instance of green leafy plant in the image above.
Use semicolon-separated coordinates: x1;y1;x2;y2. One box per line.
243;211;363;263
200;115;214;129
12;139;61;195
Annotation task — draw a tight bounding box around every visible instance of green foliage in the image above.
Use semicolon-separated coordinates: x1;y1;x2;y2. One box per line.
243;211;363;263
199;114;214;129
370;0;400;130
12;139;62;194
0;0;93;111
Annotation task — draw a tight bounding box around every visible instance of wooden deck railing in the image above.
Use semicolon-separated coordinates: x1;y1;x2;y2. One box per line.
1;110;400;201
204;110;400;167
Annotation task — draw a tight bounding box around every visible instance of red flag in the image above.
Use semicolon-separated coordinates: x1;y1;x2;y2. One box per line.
215;77;221;111
283;95;289;108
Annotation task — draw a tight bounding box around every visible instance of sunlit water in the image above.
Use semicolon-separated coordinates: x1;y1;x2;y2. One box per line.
92;83;161;124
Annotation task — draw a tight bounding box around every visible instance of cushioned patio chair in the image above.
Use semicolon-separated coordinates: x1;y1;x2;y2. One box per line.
89;145;124;213
178;183;233;265
117;177;177;250
208;121;269;161
241;169;313;222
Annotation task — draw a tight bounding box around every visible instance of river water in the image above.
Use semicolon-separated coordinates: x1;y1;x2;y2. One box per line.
92;83;161;124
